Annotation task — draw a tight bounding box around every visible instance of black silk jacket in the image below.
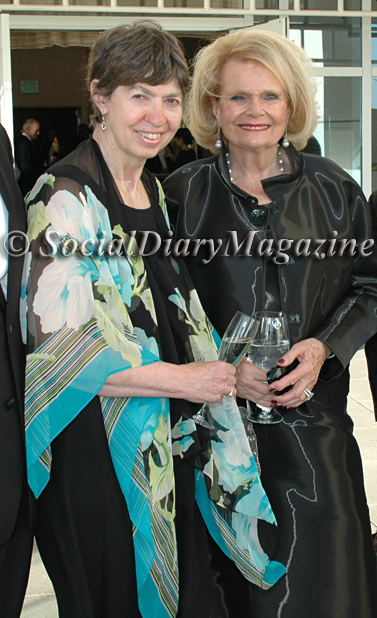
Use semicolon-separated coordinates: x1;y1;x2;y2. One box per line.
164;145;377;414
365;192;377;419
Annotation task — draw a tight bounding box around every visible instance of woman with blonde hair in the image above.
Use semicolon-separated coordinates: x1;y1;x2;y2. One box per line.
164;28;377;617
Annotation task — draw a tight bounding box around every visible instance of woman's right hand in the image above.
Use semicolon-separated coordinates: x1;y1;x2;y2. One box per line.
176;361;237;404
235;358;273;408
100;360;236;403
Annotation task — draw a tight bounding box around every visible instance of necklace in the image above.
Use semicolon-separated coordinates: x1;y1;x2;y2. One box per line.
226;145;285;182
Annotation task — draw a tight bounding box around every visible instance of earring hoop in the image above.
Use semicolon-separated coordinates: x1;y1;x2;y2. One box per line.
101;114;107;131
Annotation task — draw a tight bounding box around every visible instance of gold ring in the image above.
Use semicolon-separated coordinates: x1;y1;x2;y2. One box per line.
226;388;234;398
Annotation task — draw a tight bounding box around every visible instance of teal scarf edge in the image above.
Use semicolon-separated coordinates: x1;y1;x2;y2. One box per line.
195;469;286;588
25;344;161;498
25;342;172;617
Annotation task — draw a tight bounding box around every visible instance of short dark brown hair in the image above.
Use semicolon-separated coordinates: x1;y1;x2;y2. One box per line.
87;21;189;124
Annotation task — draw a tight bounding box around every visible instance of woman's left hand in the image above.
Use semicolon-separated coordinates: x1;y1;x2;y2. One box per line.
267;338;331;409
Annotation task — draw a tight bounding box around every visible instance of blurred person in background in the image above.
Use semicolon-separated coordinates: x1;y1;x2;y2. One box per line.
15;118;41;197
165;127;196;173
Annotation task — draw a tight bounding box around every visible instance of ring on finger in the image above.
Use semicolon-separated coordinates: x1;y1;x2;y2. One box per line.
226;388;234;398
304;388;314;401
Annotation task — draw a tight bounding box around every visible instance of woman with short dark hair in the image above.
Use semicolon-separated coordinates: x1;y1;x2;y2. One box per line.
23;21;285;618
23;22;238;618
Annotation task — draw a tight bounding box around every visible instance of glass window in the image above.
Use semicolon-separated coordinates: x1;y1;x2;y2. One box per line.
300;0;337;9
69;0;109;4
118;0;157;5
166;0;203;6
254;0;279;8
289;18;361;66
314;76;361;185
372;77;377;192
20;0;62;4
344;0;361;8
372;21;377;66
210;0;241;6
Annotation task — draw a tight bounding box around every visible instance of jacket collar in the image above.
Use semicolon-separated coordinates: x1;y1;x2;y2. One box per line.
217;143;303;203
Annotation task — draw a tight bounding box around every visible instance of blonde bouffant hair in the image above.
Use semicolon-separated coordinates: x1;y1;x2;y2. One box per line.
187;29;318;154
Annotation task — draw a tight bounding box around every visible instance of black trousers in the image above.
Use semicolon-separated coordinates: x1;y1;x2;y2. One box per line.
365;334;377;419
0;482;34;617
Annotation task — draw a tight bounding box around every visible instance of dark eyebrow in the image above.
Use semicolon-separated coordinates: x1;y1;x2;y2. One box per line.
133;84;182;99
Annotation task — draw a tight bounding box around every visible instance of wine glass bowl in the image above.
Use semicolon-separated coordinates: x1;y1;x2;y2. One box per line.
217;314;257;364
247;311;290;425
192;311;257;429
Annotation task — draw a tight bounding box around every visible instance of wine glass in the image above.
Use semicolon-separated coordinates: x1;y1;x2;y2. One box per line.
247;311;290;425
193;311;257;429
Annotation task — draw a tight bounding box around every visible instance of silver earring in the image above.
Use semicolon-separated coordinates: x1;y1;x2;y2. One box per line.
215;125;222;150
101;114;107;131
282;118;289;148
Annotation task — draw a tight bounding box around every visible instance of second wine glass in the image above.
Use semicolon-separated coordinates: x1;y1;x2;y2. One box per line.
247;311;290;425
193;311;257;429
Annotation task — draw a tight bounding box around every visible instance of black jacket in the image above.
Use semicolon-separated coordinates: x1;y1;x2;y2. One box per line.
15;134;40;197
0;124;34;545
164;145;377;414
365;191;377;419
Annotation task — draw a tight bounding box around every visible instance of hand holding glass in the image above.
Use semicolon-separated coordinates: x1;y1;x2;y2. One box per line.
192;311;257;429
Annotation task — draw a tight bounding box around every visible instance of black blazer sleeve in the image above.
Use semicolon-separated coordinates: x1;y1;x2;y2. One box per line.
0;123;30;544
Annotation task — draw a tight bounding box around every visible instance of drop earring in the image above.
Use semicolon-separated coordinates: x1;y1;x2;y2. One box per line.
215;125;222;150
101;114;107;131
282;117;290;148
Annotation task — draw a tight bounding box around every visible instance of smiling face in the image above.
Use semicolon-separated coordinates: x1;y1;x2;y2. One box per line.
212;58;289;156
93;80;183;166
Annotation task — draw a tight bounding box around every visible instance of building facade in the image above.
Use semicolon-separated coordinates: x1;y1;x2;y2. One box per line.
0;2;376;196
